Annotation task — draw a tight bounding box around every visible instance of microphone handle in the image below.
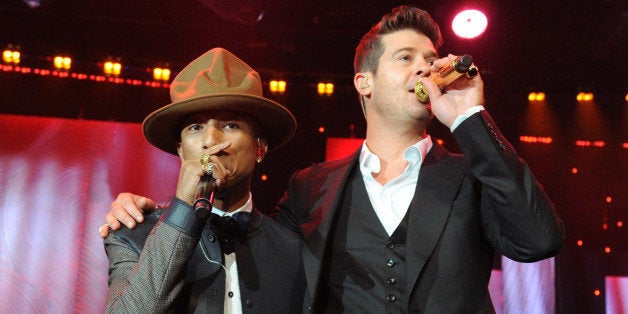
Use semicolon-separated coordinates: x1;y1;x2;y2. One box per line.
414;54;477;103
194;174;215;217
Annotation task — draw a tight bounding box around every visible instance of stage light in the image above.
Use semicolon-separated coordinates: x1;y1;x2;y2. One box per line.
53;56;71;70
153;67;171;81
269;80;286;93
576;92;594;102
23;0;44;9
528;92;545;101
625;93;628;102
103;60;122;76
519;136;553;144
317;82;334;95
452;9;488;39
2;48;21;64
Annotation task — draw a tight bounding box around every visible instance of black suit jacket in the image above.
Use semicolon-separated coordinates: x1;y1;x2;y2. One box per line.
276;111;565;313
104;199;305;313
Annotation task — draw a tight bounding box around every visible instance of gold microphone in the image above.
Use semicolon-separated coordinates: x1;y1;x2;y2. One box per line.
414;54;478;103
195;155;215;218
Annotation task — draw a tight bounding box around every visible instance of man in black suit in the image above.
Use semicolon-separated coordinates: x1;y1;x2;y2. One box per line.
102;6;564;313
103;47;304;313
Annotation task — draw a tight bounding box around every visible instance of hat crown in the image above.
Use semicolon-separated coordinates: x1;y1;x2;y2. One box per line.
170;48;264;103
142;47;296;155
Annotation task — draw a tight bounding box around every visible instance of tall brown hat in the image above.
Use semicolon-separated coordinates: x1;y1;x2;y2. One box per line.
142;47;297;155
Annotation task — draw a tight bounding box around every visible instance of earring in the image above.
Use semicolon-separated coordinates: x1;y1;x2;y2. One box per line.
256;138;264;163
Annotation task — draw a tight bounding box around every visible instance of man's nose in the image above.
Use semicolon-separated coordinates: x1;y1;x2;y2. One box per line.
415;59;431;77
202;125;222;150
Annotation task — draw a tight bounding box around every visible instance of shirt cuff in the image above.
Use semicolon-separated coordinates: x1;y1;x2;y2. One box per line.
450;105;485;132
161;197;207;236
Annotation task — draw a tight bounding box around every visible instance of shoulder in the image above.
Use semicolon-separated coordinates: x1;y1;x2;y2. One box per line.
291;151;358;181
108;211;161;253
254;212;303;243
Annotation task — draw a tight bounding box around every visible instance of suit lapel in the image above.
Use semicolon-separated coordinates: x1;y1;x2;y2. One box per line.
302;152;359;301
404;143;467;294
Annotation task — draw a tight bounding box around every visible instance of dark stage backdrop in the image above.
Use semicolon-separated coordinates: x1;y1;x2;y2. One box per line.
0;114;562;313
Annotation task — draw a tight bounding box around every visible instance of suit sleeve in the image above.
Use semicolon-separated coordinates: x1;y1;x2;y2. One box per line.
274;169;307;233
453;110;565;262
104;198;207;313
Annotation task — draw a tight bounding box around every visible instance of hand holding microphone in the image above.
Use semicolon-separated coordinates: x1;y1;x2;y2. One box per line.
415;54;478;103
194;154;215;218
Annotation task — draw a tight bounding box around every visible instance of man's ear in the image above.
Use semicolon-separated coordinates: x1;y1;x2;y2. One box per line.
354;72;371;96
256;138;269;163
176;142;184;162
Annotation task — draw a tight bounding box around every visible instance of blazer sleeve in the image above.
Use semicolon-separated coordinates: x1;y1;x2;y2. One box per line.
104;198;207;313
453;110;565;262
274;166;315;236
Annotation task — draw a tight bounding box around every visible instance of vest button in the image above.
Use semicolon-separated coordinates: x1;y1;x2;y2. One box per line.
387;295;397;302
387;277;396;285
228;291;234;298
386;240;396;249
245;299;254;307
386;259;395;267
208;234;216;242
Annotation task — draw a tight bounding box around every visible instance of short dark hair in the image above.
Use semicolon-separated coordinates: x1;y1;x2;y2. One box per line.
353;5;443;75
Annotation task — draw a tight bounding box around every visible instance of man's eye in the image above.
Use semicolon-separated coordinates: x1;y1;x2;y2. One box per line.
399;55;411;61
188;124;202;131
224;122;238;130
428;60;435;66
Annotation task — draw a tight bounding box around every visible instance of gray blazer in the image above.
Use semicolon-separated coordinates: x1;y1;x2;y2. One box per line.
104;200;305;313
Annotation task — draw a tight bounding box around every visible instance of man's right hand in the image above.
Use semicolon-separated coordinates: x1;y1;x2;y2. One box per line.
98;193;158;238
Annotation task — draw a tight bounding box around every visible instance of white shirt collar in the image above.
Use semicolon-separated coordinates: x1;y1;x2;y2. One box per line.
359;136;433;176
211;192;253;217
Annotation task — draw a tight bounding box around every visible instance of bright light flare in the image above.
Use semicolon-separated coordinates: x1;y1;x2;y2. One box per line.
452;9;488;39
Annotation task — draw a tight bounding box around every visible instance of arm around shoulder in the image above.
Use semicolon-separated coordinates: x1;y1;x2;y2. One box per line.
104;198;208;312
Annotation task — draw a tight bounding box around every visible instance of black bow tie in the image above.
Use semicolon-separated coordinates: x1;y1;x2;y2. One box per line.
209;212;251;255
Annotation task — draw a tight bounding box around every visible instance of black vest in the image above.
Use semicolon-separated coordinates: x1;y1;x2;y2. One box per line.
317;165;410;313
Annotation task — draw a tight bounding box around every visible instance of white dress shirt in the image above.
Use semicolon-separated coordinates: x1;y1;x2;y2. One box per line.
359;137;432;235
359;106;484;235
211;192;253;314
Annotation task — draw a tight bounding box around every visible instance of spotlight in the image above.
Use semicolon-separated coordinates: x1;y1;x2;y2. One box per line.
452;9;488;39
2;47;21;64
103;59;122;76
53;56;72;70
317;82;334;95
269;80;286;93
576;92;594;102
23;0;44;9
528;92;545;101
153;67;171;81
